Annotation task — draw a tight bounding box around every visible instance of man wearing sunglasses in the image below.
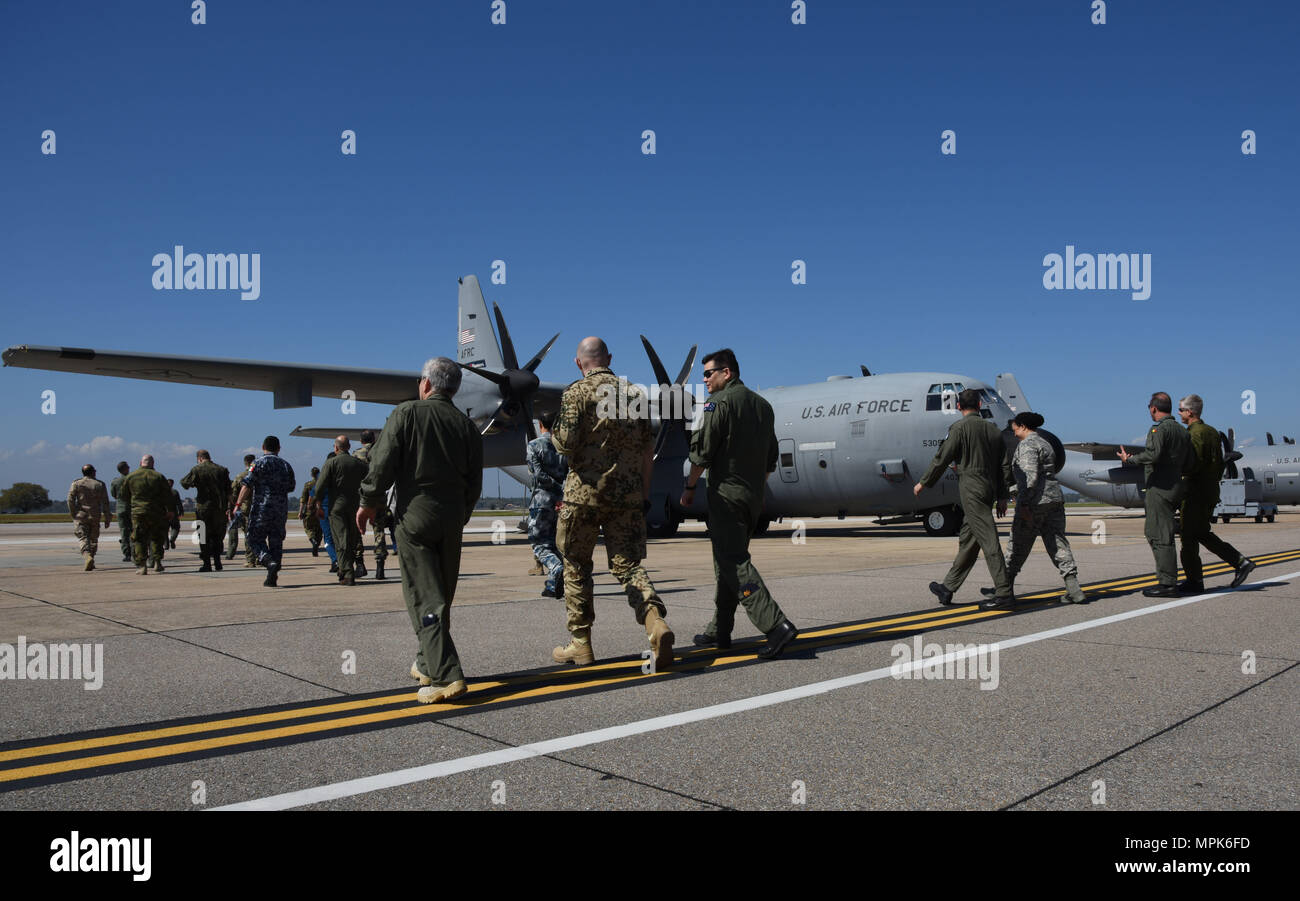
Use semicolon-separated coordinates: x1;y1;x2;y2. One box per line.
682;349;799;659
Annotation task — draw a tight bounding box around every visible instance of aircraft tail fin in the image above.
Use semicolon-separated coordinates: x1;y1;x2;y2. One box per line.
457;275;504;370
995;373;1031;413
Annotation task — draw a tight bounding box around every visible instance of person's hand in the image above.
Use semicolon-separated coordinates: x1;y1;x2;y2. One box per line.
357;507;374;534
912;482;924;497
1117;445;1131;463
679;486;696;507
227;508;234;522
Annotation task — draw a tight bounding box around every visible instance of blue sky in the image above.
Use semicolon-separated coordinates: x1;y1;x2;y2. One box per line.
2;0;1296;497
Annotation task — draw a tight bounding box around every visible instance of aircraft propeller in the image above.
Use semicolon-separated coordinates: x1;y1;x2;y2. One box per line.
640;336;698;460
458;302;559;441
1220;428;1243;479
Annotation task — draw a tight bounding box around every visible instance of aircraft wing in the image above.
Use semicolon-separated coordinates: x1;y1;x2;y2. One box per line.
2;344;419;408
1063;441;1134;461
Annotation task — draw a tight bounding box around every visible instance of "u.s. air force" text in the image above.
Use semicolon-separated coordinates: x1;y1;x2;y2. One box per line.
802;398;912;419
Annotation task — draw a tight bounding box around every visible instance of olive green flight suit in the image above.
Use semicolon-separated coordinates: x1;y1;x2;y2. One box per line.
691;378;788;638
1126;415;1191;588
110;473;132;559
120;467;171;567
360;394;483;686
181;460;232;566
551;368;666;637
352;442;389;566
317;452;368;580
1180;419;1243;585
919;412;1014;597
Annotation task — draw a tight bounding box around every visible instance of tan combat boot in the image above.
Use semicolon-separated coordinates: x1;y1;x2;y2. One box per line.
1063;574;1087;604
527;560;545;575
83;553;94;572
410;661;432;686
136;565;148;575
417;680;466;704
644;607;675;672
553;632;595;666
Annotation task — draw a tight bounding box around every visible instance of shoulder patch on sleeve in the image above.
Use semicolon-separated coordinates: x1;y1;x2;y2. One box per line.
703;402;715;412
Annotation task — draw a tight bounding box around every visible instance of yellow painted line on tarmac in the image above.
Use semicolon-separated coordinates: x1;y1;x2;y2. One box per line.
3;550;1293;785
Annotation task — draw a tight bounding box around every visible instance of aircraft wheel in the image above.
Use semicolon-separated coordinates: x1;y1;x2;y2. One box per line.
1221;515;1232;524
1255;514;1263;523
1267;514;1276;523
923;506;962;537
646;518;680;539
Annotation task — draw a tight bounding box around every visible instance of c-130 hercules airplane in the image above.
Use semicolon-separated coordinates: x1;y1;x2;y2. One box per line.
3;275;1060;539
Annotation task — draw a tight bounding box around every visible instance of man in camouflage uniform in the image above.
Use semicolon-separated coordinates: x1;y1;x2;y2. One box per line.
166;479;184;549
299;466;323;556
527;410;568;599
181;449;231;572
110;460;132;561
683;349;798;658
67;464;111;571
316;435;368;585
227;454;256;565
230;436;295;587
352;429;389;579
359;357;482;704
914;388;1015;610
1119;392;1192;597
1177;394;1256;592
551;337;674;670
120;454;173;574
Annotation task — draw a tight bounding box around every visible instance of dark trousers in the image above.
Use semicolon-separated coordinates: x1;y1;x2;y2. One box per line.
703;495;784;637
1180;495;1242;585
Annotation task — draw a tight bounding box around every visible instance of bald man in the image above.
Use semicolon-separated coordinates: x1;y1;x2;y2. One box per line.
314;435;368;585
551;337;674;670
119;454;173;574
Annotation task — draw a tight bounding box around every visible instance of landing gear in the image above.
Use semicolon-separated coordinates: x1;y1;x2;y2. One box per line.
923;505;963;537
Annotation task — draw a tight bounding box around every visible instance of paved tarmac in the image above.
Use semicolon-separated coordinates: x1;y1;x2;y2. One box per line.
0;510;1296;811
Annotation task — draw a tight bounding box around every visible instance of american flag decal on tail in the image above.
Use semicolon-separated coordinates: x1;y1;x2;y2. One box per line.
459;329;475;346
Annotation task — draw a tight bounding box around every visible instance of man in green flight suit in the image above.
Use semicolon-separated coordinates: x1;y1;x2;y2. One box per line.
352;429;388;579
299;466;323;556
684;348;799;658
358;357;482;704
1119;391;1192;597
914;388;1015;610
551;337;675;671
110;460;133;561
1176;394;1256;592
315;435;368;585
181;449;231;572
119;454;174;574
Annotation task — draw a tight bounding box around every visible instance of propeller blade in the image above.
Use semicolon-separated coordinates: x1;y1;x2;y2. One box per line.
493;303;520;371
1229;427;1235;448
1267;432;1275;445
478;397;507;435
861;365;871;377
640;335;672;388
523;332;561;373
673;345;698;387
458;362;509;388
523;399;537;442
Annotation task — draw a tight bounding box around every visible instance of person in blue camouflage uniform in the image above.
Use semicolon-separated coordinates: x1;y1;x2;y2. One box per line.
527;410;568;598
230;435;296;587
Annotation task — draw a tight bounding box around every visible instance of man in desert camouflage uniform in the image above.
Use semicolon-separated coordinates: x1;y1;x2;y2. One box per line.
227;454;256;566
67;464;111;571
550;336;674;670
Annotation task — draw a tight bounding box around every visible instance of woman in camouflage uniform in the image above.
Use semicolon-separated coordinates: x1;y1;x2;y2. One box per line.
997;412;1087;604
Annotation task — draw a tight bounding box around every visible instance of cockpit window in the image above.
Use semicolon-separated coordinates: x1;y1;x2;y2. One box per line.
926;382;963;412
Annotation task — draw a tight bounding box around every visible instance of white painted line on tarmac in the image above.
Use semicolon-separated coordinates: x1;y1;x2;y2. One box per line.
203;566;1295;810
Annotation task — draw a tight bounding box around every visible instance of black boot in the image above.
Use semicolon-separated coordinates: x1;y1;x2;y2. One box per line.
198;556;212;573
374;559;385;580
263;559;280;587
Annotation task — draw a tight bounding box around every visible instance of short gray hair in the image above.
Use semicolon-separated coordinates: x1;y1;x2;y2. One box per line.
421;357;462;397
1180;394;1203;417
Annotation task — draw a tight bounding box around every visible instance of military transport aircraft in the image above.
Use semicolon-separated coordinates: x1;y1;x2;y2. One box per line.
1057;432;1300;516
3;274;1058;539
